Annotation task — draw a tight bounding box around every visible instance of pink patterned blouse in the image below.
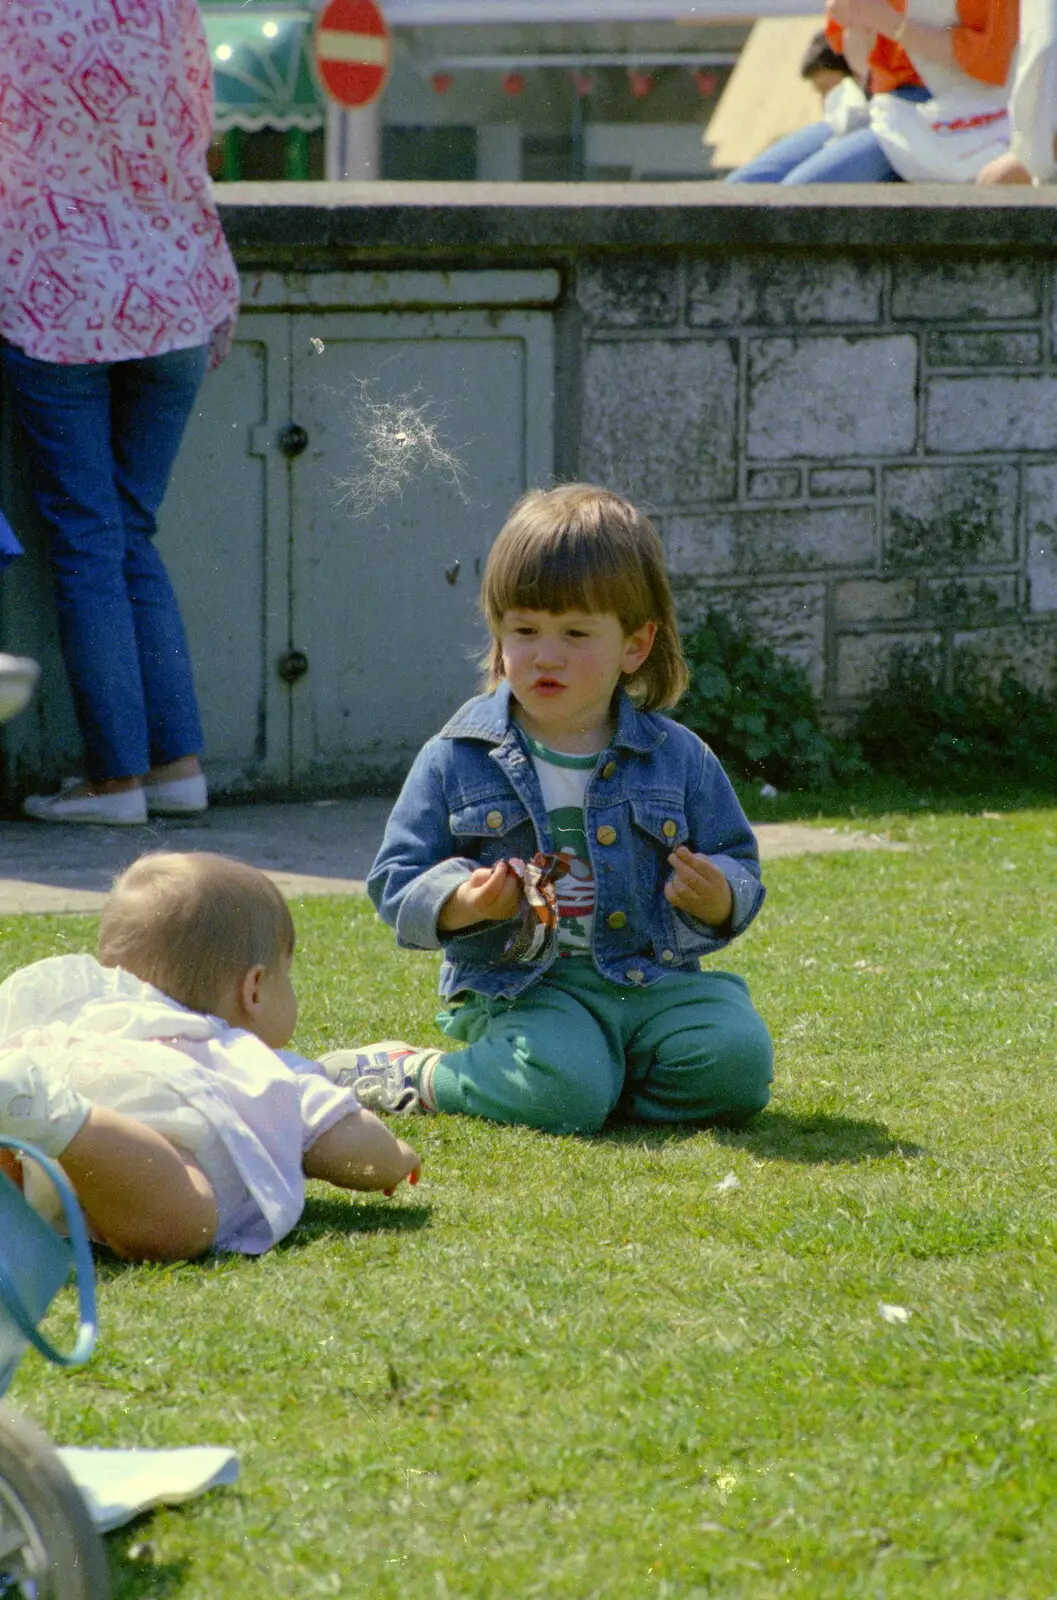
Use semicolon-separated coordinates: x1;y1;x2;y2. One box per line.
0;0;240;365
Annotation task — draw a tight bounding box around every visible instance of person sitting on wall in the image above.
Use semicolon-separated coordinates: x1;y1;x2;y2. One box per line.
803;31;871;134
726;16;921;181
830;0;1017;182
977;0;1057;182
728;0;1016;184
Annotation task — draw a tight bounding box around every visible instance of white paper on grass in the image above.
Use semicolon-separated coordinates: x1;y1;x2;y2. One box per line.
56;1447;239;1533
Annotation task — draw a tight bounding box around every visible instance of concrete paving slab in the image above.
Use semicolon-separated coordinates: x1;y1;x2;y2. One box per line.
758;823;909;858
0;800;905;916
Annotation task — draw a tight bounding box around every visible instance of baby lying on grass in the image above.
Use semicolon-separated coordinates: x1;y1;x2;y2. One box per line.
0;851;420;1261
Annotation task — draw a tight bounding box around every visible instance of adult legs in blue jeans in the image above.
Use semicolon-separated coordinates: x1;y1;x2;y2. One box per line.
727;121;902;183
2;342;206;782
726;120;833;182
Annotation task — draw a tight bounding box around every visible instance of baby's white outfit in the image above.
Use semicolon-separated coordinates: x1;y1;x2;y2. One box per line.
0;954;360;1254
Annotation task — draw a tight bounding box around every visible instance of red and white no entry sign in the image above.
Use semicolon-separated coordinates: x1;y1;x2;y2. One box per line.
313;0;392;110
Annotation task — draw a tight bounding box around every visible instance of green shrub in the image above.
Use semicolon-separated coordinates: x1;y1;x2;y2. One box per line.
854;649;1057;786
677;611;860;789
677;616;1057;797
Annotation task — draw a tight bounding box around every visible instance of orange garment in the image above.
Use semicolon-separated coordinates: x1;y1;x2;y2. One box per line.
827;0;1017;93
949;0;1018;85
825;14;923;92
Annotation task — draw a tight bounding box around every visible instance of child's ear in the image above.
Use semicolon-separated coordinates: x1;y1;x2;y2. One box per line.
236;963;266;1021
622;620;657;675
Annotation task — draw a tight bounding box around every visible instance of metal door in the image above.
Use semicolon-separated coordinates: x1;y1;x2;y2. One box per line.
150;280;555;796
284;304;554;789
159;320;292;793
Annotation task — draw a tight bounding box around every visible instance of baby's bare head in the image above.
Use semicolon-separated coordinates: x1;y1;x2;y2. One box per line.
98;851;295;1016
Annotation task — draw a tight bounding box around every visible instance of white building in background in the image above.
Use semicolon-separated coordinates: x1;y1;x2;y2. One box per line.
202;1;816;183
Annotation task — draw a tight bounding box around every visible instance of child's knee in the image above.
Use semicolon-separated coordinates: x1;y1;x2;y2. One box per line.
714;1016;774;1124
508;1028;620;1133
712;1079;770;1128
544;1076;614;1135
437;1032;618;1135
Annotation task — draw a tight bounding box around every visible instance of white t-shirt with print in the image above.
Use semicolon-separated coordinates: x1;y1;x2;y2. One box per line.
525;736;598;956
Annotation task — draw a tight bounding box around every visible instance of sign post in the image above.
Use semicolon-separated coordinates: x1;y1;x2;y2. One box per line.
313;0;392;179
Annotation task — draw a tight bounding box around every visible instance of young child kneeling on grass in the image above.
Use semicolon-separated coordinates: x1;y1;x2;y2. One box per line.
326;483;773;1135
0;852;420;1261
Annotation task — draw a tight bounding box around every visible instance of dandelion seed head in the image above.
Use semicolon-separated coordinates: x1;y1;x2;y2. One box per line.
335;378;468;519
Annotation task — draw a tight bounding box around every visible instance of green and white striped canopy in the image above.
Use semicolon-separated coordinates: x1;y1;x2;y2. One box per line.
202;5;323;132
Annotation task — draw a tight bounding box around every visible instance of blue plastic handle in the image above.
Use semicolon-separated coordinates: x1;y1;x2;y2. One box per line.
0;1135;97;1368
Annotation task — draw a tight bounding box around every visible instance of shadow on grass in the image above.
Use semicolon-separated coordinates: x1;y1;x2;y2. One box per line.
278;1193;432;1248
90;1197;431;1280
717;1108;923;1165
108;1527;189;1597
599;1109;922;1166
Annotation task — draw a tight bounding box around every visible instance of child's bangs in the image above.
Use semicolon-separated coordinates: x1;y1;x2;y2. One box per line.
488;524;645;626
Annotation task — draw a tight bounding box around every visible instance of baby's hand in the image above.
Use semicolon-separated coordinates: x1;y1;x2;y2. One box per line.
438;861;523;933
383;1139;422;1196
664;846;734;928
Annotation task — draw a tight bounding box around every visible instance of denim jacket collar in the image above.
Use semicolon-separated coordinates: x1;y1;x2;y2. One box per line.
438;680;666;756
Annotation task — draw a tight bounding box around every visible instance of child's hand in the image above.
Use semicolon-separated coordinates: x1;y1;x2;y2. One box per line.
664;846;734;928
437;861;523;934
383;1139;422;1196
304;1114;421;1196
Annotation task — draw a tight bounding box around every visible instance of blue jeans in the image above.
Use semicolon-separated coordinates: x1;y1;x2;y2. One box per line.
2;342;206;781
726;88;929;183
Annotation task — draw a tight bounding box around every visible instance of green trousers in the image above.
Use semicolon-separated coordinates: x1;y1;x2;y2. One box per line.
431;961;773;1135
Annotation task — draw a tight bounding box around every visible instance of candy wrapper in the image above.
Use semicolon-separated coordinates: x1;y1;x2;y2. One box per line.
500;852;569;964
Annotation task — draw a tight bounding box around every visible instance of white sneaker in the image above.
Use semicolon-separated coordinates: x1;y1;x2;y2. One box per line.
319;1041;440;1113
0;1044;92;1158
23;783;147;826
0;654;39;724
145;774;209;815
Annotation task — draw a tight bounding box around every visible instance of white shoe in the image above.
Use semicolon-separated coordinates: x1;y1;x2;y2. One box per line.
23;784;147;826
319;1041;439;1113
0;1043;92;1158
145;774;209;815
0;654;39;724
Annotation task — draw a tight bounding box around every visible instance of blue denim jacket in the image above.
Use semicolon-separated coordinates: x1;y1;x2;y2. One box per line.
368;682;765;1001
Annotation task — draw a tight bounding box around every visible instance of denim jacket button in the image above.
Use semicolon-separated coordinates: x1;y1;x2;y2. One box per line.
626;968;645;984
662;819;678;839
601;761;617;779
596;824;617;846
486;810;503;829
661;948;675;962
607;910;627;929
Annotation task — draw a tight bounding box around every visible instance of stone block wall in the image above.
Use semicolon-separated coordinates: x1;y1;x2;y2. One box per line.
577;253;1057;721
9;185;1057;795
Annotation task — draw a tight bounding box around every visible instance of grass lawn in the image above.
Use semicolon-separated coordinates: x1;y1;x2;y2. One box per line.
6;798;1057;1598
